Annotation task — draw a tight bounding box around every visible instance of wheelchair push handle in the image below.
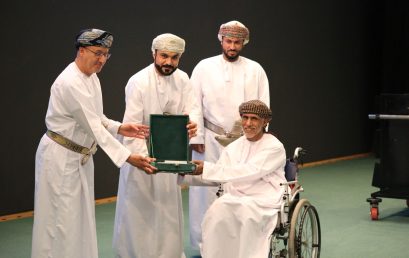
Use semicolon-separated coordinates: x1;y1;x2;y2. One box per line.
292;147;307;165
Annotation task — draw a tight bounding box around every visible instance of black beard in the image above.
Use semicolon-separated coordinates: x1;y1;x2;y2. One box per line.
155;63;177;76
223;50;240;61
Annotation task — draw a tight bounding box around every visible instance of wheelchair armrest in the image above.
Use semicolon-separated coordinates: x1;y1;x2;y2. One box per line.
290;183;303;202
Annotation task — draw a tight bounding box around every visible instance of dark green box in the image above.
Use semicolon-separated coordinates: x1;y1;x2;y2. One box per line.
149;114;196;173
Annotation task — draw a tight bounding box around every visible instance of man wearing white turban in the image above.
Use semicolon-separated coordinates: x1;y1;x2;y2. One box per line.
188;20;270;251
113;33;194;258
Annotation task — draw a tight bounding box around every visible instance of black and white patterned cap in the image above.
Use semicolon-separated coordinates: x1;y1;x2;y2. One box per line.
75;29;113;49
239;100;272;119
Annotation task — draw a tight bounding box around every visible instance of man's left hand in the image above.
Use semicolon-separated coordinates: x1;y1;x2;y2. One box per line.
119;123;150;139
187;120;197;139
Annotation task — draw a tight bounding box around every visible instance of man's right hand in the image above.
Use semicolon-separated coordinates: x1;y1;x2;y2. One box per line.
127;154;158;174
191;144;205;153
192;160;204;175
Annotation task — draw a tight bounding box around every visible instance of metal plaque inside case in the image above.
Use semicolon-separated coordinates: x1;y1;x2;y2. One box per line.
149;114;196;173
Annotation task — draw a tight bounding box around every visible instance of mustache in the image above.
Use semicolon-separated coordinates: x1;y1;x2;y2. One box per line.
162;64;174;69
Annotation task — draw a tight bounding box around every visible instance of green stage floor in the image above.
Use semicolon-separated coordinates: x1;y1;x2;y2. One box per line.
1;156;408;258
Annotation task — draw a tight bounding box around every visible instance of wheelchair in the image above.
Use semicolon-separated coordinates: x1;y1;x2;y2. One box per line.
268;147;321;258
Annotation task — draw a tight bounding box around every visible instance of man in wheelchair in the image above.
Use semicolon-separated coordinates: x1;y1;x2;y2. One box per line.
190;99;287;258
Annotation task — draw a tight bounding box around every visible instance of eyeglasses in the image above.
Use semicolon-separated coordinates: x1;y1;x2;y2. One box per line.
85;47;111;59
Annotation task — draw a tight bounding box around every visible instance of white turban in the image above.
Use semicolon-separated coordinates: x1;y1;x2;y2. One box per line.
218;20;250;45
151;33;185;54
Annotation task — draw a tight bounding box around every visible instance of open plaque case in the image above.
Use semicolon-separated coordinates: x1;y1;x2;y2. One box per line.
149;114;196;173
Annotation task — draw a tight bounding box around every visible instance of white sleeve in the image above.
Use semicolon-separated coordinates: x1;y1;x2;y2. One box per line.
123;78;144;125
121;78;148;154
101;114;122;135
63;82;131;167
177;174;219;186
189;65;205;144
182;77;193;115
258;66;270;107
202;142;285;183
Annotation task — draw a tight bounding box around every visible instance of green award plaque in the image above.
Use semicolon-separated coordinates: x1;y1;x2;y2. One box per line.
149;114;196;173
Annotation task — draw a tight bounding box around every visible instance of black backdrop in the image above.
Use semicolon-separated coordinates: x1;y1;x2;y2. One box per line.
1;0;407;215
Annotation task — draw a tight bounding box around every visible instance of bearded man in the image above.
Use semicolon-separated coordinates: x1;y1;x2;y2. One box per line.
188;20;271;250
113;33;195;258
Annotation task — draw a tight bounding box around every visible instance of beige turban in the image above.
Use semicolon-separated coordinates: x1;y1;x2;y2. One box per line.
151;33;185;54
218;20;250;45
239;100;272;120
75;29;113;49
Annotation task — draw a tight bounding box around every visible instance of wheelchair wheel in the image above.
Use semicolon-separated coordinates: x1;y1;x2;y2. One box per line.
288;199;321;258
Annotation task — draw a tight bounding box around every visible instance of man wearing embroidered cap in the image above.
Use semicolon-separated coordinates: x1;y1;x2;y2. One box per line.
31;28;156;258
113;33;195;258
188;20;270;250
190;100;286;257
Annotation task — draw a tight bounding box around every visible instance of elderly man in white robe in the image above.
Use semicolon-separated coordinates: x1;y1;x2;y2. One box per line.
190;100;286;258
188;20;270;250
113;33;194;258
31;29;157;258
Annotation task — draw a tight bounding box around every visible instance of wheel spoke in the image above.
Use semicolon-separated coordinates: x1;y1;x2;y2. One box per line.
288;199;321;258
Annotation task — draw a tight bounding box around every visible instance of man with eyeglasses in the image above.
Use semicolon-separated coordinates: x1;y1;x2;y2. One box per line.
31;28;158;258
112;33;194;258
